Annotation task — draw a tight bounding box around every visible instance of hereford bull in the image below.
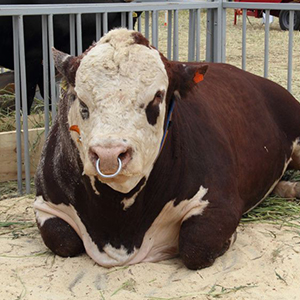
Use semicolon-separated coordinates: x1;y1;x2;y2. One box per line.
34;28;300;269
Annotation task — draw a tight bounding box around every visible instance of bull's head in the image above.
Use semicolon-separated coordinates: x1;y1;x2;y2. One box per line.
53;28;207;193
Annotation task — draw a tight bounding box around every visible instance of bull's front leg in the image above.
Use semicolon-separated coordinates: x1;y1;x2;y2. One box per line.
34;196;85;257
179;203;241;270
37;217;85;257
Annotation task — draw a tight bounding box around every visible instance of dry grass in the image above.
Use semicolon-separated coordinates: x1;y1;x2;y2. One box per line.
0;85;46;133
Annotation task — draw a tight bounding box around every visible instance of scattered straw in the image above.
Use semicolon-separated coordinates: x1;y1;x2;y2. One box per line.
14;270;27;300
0;179;35;200
147;283;257;299
0;250;50;258
241;196;300;229
111;278;136;296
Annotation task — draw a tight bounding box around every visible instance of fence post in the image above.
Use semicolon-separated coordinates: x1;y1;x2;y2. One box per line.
188;9;196;61
219;0;226;63
206;3;214;62
206;0;224;62
12;16;23;194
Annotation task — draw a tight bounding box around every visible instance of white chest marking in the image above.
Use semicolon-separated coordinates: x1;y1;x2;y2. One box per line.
34;185;208;267
89;176;100;195
129;186;209;264
121;180;147;211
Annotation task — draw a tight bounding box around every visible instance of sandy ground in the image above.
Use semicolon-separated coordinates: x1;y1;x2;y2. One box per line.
1;196;300;300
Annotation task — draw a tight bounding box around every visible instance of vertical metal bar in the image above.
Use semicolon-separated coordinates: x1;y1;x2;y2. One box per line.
242;9;247;70
69;14;76;55
76;13;82;54
48;14;57;120
103;12;108;34
128;11;133;30
138;13;142;32
151;10;158;49
195;9;201;62
18;15;31;194
12;16;23;194
121;12;126;27
206;8;213;62
264;10;270;78
188;9;195;61
221;2;226;63
213;8;218;62
145;11;150;39
173;9;179;61
42;15;49;136
287;10;294;92
167;10;173;60
216;0;223;62
188;9;193;61
96;13;102;41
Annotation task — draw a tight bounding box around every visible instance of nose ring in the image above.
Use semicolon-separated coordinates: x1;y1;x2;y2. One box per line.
96;158;122;178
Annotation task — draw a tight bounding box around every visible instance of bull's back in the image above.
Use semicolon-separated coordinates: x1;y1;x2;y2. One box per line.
183;63;300;211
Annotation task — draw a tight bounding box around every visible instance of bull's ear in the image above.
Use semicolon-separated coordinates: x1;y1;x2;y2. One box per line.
52;48;81;86
183;64;208;84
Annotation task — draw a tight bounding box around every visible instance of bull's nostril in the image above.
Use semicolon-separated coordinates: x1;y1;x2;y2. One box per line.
118;151;128;161
89;150;99;165
118;148;132;165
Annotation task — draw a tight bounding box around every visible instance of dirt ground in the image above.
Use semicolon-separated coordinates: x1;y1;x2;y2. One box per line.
1;9;300;300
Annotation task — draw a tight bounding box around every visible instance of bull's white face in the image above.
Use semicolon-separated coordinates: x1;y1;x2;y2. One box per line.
67;29;169;193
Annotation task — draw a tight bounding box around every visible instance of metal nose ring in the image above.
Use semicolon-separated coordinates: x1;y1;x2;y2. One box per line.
96;158;122;178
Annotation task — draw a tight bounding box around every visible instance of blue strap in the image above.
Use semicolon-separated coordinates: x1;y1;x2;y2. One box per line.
159;97;176;151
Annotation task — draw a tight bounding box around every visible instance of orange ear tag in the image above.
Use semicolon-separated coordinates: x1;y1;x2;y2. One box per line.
69;125;80;135
69;125;82;143
193;71;204;84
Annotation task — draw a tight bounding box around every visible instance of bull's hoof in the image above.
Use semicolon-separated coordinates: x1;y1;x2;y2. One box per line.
38;217;85;257
181;252;215;270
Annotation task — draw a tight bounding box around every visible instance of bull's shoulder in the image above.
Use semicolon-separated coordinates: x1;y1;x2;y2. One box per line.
35;120;82;204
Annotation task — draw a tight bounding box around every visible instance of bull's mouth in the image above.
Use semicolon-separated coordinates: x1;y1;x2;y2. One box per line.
95;170;143;194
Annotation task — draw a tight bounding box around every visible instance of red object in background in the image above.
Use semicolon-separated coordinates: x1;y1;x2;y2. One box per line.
233;0;296;25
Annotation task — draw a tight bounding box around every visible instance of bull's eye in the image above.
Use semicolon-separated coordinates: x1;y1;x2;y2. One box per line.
79;100;89;120
145;90;165;126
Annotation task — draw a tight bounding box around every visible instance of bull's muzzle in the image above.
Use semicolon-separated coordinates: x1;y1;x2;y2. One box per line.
89;144;132;178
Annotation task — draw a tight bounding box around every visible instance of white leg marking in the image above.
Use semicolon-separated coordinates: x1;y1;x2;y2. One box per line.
34;196;133;267
35;204;56;227
129;186;209;264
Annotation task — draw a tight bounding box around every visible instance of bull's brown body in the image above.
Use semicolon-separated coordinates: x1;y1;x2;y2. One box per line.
34;29;300;269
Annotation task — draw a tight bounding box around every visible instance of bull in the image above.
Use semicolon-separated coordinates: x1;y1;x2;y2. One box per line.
34;28;300;269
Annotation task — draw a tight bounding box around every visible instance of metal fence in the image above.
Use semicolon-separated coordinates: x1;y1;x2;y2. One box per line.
0;0;299;194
